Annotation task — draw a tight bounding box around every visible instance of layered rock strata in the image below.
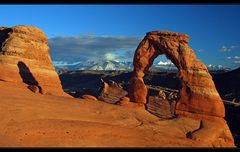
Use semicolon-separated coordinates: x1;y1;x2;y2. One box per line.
0;25;68;97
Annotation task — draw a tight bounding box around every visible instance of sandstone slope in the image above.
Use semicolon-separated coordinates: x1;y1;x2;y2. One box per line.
0;81;235;147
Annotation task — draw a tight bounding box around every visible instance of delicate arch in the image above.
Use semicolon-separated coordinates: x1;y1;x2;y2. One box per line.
128;31;225;118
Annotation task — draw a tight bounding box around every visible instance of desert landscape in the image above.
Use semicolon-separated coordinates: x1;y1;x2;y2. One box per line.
0;25;238;148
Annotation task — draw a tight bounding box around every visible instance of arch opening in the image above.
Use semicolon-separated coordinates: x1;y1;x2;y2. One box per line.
144;54;181;119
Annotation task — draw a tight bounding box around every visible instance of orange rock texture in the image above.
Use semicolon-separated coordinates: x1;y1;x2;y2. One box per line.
82;95;98;101
98;79;128;104
129;31;225;118
0;25;69;97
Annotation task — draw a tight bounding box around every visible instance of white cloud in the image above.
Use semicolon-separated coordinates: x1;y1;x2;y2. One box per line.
234;61;240;64
197;49;205;53
230;45;240;49
220;45;240;52
226;56;240;60
104;53;118;61
52;61;81;67
220;46;231;52
225;56;240;67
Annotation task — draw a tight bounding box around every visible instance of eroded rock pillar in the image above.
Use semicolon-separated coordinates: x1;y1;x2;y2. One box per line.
128;37;159;105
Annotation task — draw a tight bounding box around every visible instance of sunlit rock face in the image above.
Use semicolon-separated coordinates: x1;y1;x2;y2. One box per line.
0;25;69;97
129;31;225;118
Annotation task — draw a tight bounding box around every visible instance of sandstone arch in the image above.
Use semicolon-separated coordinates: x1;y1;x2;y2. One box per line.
129;31;225;118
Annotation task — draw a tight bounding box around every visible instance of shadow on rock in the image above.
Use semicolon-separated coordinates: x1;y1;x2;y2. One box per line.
17;61;42;93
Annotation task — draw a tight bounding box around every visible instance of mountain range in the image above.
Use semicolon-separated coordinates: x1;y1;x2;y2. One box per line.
53;60;232;72
53;60;132;71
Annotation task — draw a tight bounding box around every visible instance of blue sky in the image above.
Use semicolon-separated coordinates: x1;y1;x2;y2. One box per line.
0;5;240;69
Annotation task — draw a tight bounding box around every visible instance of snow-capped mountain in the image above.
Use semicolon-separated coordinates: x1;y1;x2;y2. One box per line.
88;60;133;70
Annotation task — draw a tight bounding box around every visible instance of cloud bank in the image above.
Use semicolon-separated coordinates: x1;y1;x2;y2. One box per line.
234;61;240;64
48;35;142;62
52;61;82;67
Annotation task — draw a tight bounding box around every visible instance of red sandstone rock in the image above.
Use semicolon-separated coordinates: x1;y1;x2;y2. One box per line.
118;96;130;105
129;30;225;118
158;90;166;100
128;77;148;104
0;25;69;97
98;79;128;104
82;95;98;101
27;85;39;93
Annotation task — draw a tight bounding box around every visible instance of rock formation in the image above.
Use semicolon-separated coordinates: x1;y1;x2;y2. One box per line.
129;31;225;118
118;96;130;105
158;90;166;100
98;79;128;104
82;95;98;101
0;25;69;97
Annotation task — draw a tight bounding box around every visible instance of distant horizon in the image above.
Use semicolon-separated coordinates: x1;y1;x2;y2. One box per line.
0;5;239;69
53;59;238;72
